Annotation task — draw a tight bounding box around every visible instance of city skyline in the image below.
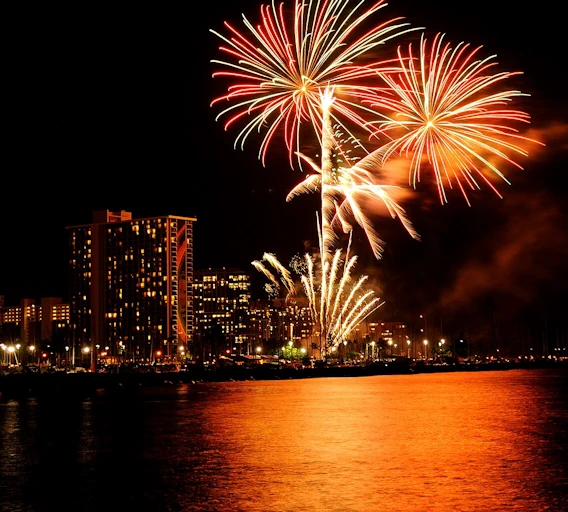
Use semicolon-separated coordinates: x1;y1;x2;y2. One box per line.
2;0;567;341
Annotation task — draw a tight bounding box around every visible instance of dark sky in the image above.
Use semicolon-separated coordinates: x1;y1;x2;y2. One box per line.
3;1;567;342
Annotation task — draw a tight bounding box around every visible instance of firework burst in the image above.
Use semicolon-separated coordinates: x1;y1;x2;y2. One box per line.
373;32;544;205
287;145;420;258
210;0;419;169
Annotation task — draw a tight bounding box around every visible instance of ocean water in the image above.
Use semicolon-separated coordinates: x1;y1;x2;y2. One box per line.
0;368;567;512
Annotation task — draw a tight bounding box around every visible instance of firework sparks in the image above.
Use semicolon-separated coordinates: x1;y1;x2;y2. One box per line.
373;32;544;205
252;254;297;300
253;233;384;354
287;146;420;258
210;0;419;169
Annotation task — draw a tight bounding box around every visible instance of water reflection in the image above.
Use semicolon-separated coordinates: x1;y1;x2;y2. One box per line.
1;369;567;511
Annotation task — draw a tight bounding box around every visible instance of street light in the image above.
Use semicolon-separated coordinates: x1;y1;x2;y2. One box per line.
7;345;17;366
423;339;428;360
82;345;90;362
28;345;36;365
407;339;411;358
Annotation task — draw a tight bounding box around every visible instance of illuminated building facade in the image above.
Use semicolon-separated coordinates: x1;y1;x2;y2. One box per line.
1;299;44;345
0;297;70;365
379;321;408;356
67;210;195;364
0;302;23;343
193;268;251;357
248;297;314;354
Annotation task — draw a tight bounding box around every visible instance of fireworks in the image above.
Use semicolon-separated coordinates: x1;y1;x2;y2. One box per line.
252;233;384;352
374;32;544;204
210;0;418;169
252;253;297;300
305;246;385;351
212;2;542;360
212;0;415;358
287;146;420;258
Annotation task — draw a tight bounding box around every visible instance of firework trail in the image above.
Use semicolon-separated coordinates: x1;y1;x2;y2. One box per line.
373;32;544;205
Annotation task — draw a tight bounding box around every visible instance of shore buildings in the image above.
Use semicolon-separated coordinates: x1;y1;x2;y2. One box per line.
1;209;494;366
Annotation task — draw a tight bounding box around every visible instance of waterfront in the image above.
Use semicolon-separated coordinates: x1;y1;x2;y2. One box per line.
1;358;566;397
1;368;567;511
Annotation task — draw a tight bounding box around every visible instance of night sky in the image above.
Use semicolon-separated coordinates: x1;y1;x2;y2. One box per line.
3;1;567;343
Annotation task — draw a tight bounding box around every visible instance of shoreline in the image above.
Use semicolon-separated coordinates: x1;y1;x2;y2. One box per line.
1;359;566;397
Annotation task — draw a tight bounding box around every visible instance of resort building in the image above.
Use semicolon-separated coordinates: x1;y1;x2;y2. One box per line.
66;210;196;366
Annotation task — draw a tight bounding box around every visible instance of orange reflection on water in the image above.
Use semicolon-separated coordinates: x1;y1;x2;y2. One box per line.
193;371;566;511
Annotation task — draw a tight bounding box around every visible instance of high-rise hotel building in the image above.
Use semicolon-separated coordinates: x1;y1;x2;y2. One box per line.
67;210;196;363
